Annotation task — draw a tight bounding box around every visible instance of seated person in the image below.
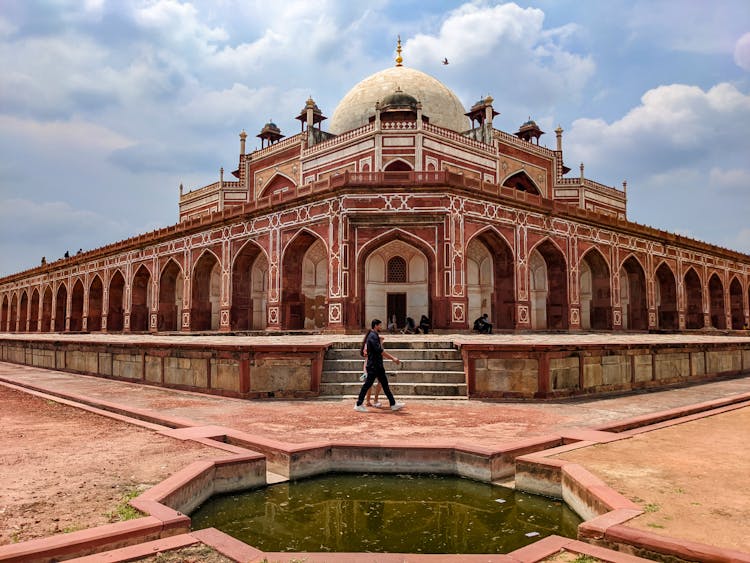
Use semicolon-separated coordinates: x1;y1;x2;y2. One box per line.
418;314;431;334
387;314;398;333
473;313;493;334
402;316;417;334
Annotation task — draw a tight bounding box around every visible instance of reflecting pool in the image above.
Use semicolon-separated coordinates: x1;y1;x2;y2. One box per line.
191;473;581;553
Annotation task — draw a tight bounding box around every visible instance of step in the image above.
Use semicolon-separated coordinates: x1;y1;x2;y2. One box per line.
325;348;462;361
319;382;467;397
321;370;466;384
329;340;456;350
323;359;464;371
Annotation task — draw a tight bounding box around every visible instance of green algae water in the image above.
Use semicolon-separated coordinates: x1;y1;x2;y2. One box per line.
191;473;581;554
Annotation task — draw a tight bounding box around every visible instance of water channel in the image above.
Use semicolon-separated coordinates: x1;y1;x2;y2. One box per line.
191;473;581;554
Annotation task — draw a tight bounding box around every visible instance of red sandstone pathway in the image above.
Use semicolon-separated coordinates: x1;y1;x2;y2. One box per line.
1;360;749;446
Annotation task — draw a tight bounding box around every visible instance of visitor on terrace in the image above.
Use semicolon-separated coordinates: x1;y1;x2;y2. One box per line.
418;314;431;334
473;313;493;334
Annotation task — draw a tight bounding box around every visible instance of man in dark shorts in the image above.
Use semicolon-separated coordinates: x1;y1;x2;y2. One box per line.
354;319;405;412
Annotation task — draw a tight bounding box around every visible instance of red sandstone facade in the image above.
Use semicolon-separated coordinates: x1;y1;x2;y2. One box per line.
1;64;749;335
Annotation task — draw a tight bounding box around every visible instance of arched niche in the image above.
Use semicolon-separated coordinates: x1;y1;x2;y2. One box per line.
159;260;184;331
579;249;611;330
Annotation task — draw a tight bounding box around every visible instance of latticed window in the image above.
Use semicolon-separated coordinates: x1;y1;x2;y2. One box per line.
387;256;407;283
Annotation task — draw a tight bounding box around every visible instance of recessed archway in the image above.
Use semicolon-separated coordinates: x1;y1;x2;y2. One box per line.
41;287;53;332
384;159;412;172
529;240;568;330
231;241;267;331
54;284;67;332
70;280;84;332
281;231;327;330
655;263;678;330
467;229;515;329
88;276;104;332
29;289;40;332
131;266;151;332
159;260;184;331
1;295;8;331
708;274;725;329
191;252;220;331
9;294;18;332
502;170;541;196
619;256;648;330
729;277;744;330
579;249;611;330
19;291;29;332
108;271;126;332
684;268;703;329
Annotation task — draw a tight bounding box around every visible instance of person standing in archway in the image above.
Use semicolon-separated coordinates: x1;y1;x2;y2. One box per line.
354;319;404;412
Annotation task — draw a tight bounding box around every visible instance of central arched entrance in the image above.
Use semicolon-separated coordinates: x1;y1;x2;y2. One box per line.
364;239;428;329
579;249;611;330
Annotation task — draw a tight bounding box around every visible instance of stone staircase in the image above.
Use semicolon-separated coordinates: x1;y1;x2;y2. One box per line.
320;340;467;398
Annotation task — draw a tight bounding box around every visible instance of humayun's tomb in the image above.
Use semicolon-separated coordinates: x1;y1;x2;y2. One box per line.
1;44;749;337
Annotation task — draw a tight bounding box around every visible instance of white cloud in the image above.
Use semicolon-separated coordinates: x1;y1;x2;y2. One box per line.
0;115;132;153
735;32;750;71
709;167;750;196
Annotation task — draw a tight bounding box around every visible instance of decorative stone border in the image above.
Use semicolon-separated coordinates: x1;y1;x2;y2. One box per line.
1;380;749;562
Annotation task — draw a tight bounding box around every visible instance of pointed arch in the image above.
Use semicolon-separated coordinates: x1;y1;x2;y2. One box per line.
108;270;126;332
383;158;413;172
88;275;104;332
357;228;437;330
19;291;29;332
620;255;648;330
41;286;53;332
159;259;184;331
191;250;221;331
579;248;612;330
729;277;744;330
70;279;84;331
1;294;8;331
684;268;703;329
708;273;725;329
502;170;541;196
654;262;678;330
8;293;18;332
528;238;568;329
29;288;40;332
467;226;515;329
258;172;297;199
54;283;68;332
231;240;268;330
131;265;151;331
281;230;328;330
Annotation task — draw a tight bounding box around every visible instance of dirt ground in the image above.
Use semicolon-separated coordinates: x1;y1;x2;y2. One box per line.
135;544;233;562
0;386;221;544
557;407;750;554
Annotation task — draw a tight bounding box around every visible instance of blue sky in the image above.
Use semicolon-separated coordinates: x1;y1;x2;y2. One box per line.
1;0;749;277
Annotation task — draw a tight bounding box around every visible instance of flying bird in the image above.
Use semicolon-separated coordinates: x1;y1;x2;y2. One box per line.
442;57;449;65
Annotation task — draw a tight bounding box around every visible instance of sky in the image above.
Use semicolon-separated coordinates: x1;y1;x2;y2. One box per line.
1;0;749;277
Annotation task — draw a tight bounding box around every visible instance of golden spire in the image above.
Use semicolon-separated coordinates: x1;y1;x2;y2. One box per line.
395;35;403;67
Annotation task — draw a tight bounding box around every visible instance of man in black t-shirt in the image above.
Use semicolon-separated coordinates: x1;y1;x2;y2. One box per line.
354;319;404;412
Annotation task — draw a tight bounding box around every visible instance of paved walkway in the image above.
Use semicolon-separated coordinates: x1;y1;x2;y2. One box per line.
1;359;749;446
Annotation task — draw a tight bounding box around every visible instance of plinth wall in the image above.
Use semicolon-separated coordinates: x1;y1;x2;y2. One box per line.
0;338;327;399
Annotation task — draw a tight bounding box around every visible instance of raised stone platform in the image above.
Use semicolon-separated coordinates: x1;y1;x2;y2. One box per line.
0;332;748;400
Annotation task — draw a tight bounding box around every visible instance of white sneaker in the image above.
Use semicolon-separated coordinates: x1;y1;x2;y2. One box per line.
390;402;405;411
353;404;368;413
373;402;382;408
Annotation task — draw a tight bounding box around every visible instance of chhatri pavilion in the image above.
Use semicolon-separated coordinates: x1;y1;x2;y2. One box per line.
2;41;749;334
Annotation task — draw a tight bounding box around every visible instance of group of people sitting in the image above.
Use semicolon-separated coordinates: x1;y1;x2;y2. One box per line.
387;314;431;334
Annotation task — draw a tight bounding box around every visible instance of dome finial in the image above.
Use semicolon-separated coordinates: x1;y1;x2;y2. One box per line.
395;35;403;67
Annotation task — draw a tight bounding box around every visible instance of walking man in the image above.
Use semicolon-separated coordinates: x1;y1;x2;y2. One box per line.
354;319;405;412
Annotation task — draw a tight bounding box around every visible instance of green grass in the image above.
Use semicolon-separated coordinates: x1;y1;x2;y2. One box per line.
647;523;665;529
572;556;602;563
644;502;660;513
107;488;144;522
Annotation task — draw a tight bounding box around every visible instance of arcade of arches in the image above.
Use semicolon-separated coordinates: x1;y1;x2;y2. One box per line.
2;229;748;334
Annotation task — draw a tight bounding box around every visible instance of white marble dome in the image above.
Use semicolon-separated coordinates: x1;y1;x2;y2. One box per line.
329;66;470;135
